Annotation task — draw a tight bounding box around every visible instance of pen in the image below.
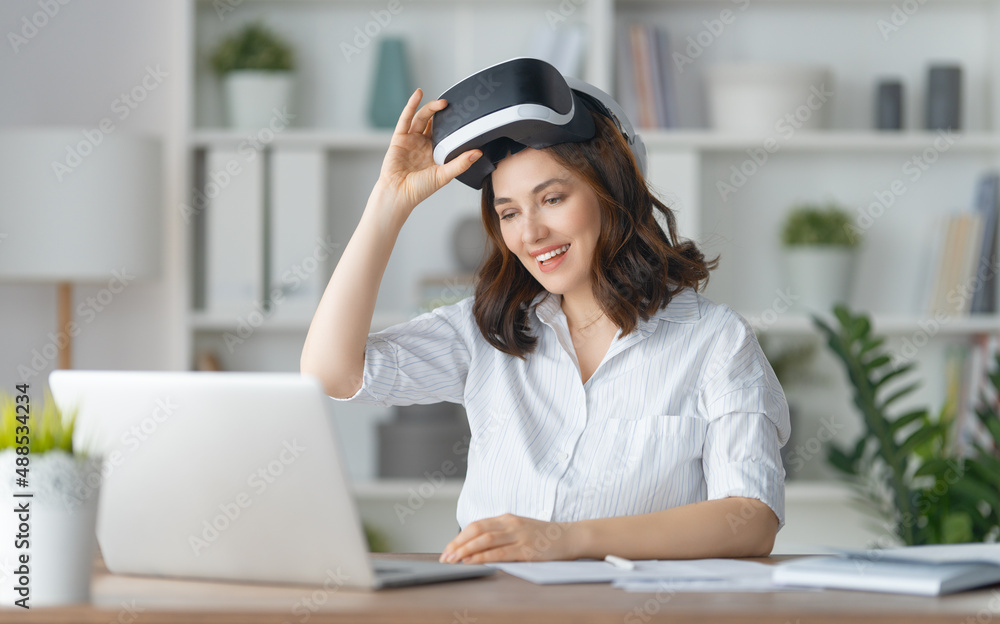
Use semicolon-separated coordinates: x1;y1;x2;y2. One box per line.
604;554;635;570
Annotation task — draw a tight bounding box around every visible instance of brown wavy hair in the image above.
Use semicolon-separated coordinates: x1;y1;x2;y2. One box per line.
471;110;718;359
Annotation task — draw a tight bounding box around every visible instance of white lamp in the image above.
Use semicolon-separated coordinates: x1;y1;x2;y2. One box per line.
0;128;162;369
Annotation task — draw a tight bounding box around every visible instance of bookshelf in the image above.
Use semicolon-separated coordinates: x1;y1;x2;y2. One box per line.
182;0;1000;551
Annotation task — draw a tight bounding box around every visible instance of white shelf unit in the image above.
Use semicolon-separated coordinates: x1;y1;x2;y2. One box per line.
183;0;1000;549
350;478;888;553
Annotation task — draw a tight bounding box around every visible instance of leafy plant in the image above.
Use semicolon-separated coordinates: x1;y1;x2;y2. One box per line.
0;389;79;455
814;306;1000;545
210;21;294;75
757;333;820;387
782;203;860;247
363;522;391;553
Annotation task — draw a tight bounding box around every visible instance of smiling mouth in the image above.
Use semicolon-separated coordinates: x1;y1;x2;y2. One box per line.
536;244;570;266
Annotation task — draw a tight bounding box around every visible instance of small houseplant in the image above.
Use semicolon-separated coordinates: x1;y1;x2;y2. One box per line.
209;21;295;129
0;388;103;606
815;306;1000;545
781;202;860;314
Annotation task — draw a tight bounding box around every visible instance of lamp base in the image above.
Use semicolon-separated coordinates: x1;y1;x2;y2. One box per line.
57;281;72;370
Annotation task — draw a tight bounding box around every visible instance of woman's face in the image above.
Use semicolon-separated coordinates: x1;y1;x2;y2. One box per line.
490;147;601;298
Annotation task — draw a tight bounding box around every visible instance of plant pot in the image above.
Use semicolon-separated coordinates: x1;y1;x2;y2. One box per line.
222;70;293;130
0;449;102;606
783;246;855;315
704;63;832;135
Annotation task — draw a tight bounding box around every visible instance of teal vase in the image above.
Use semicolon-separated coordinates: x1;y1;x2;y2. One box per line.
369;37;414;129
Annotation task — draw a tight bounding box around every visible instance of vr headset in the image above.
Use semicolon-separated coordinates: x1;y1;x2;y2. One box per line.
431;57;647;190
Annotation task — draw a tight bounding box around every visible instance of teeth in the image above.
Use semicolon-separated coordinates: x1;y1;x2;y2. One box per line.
537;244;570;262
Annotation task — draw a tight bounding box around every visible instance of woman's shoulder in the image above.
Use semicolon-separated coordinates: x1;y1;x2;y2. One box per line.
660;287;753;336
424;295;476;323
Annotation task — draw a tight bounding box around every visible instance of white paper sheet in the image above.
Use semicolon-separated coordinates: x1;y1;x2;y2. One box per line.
486;558;774;585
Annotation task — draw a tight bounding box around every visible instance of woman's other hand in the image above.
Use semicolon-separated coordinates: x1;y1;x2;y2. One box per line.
376;88;482;219
438;513;582;564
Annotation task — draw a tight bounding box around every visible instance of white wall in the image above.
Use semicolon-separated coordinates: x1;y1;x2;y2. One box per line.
0;0;188;390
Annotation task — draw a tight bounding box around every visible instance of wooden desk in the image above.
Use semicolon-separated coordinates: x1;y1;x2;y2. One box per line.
2;553;998;623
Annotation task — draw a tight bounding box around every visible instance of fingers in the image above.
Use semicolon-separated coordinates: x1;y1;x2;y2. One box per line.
435;148;482;187
393;88;423;136
442;524;512;563
450;532;509;563
461;545;522;564
410;98;447;135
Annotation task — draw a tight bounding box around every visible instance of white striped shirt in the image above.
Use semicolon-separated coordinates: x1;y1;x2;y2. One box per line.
332;287;790;531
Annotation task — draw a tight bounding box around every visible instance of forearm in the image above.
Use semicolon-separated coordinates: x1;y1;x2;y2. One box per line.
300;184;405;398
569;497;778;560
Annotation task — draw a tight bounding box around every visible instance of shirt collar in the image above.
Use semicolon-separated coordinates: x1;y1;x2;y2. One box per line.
531;287;702;328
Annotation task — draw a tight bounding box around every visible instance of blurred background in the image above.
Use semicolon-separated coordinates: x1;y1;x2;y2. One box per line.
2;0;998;553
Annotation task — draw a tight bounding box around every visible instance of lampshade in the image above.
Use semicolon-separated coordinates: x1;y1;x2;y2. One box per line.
0;128;162;282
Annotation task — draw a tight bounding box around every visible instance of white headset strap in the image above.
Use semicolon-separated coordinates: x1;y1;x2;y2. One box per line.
563;76;647;176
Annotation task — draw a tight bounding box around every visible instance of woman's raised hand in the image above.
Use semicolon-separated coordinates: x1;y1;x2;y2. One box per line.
375;88;482;218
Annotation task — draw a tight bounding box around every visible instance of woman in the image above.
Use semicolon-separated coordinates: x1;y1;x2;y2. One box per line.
301;85;790;565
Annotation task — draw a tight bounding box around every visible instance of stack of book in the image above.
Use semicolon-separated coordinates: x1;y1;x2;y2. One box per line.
616;23;679;129
925;170;999;317
946;335;1000;457
772;543;1000;596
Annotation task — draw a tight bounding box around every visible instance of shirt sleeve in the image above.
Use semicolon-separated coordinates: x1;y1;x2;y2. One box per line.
698;309;790;531
328;297;474;408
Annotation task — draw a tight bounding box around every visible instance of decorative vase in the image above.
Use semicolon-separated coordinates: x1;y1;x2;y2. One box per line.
0;449;102;607
368;37;414;129
783;246;855;315
222;70;294;129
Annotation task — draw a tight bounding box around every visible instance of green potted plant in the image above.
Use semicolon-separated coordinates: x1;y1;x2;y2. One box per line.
815;306;1000;545
0;388;102;606
209;21;295;129
780;201;860;314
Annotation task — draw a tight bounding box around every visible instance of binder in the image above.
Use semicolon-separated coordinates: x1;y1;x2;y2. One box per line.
205;148;264;316
268;149;329;321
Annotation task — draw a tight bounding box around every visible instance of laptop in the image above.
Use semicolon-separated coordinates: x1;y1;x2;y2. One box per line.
48;369;495;590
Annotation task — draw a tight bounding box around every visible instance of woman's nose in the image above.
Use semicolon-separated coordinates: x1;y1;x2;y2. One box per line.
520;211;548;244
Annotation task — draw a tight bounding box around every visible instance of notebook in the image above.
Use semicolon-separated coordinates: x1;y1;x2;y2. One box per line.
772;543;1000;595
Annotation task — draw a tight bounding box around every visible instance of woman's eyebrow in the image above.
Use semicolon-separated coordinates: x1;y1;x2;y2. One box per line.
494;177;570;209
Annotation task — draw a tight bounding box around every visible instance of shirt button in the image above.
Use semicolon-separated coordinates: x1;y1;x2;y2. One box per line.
557;451;569;461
